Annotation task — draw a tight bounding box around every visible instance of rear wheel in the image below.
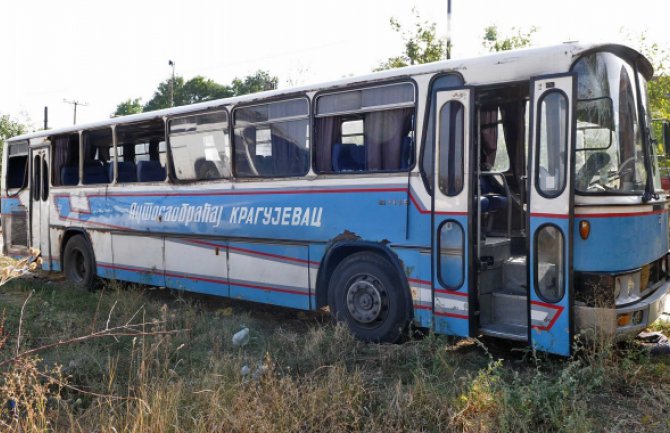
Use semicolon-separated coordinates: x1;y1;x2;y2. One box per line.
63;235;96;290
328;252;411;343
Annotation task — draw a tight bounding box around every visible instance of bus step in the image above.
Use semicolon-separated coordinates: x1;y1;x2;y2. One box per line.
502;255;527;295
479;323;528;341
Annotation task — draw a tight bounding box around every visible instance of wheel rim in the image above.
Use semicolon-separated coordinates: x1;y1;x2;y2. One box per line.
345;274;388;324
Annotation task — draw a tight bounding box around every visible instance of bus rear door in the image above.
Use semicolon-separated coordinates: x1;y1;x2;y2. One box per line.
432;88;473;338
528;74;575;356
30;144;51;268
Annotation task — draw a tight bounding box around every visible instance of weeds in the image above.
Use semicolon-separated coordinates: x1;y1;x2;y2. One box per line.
1;255;670;432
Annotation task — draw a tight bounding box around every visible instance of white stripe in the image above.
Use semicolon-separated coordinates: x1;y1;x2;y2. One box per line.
531;309;549;323
436;297;468;312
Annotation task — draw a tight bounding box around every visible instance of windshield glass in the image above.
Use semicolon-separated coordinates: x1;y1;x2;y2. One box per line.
573;52;647;194
638;71;662;191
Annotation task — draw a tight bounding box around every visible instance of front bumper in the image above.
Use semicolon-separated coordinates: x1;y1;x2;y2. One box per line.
574;279;670;338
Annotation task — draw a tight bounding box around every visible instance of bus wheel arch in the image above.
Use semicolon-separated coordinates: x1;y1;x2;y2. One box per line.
318;243;412;343
61;230;97;290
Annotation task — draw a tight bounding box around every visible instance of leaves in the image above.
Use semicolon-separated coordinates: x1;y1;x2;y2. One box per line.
116;70;279;115
482;25;537;52
376;8;446;71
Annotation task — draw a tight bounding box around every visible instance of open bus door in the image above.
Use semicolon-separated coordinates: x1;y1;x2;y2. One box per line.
29;144;51;268
527;74;575;356
432;88;474;338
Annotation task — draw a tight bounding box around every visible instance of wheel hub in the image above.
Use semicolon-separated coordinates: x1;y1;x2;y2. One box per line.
346;276;384;324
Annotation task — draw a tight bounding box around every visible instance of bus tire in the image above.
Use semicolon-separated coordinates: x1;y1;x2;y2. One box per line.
63;235;97;290
328;252;410;343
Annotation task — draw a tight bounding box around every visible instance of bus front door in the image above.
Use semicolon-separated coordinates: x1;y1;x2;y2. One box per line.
30;146;51;268
432;88;473;338
527;74;575;356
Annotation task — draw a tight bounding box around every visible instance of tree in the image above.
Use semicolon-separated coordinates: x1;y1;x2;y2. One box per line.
0;114;28;171
482;25;537;52
630;32;670;121
128;70;278;113
113;98;143;116
230;70;278;95
376;8;446;71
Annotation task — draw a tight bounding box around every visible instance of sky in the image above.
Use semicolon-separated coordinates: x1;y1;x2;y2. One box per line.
1;0;669;130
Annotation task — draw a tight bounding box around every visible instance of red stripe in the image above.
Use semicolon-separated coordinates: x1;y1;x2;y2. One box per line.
407;277;431;286
99;263;309;296
413;304;432;311
530;300;564;331
530;212;569;219
94;186;408;198
434;288;468;297
434;311;468;319
574;209;666;218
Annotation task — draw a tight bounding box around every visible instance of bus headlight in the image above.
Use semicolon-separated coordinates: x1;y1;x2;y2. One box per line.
614;272;641;305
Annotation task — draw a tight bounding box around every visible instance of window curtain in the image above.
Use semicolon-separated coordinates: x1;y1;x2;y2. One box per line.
500;101;526;194
479;105;498;171
234;127;258;177
314;116;341;172
271;119;308;176
364;108;413;171
52;136;71;185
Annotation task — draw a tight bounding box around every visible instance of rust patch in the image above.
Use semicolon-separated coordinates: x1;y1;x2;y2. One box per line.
330;230;360;243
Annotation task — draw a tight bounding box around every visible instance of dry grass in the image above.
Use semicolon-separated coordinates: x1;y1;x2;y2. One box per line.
1;263;670;432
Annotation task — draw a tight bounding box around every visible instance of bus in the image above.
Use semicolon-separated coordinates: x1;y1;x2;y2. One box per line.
3;42;668;356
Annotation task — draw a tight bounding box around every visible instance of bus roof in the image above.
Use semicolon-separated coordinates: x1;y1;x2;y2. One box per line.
8;42;652;144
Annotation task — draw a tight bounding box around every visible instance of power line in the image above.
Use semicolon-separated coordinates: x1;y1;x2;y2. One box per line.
63;99;88;125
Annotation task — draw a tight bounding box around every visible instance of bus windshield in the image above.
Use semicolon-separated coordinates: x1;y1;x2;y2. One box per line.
573;52;652;194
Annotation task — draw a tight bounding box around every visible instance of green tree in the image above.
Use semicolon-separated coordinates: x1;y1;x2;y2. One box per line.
631;33;670;120
113;98;144;116
376;8;446;71
0;114;28;171
230;70;278;95
136;71;278;112
482;25;537;52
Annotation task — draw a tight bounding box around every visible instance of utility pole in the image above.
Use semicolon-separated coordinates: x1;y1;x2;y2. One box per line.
168;60;176;107
63;99;88;125
446;0;452;60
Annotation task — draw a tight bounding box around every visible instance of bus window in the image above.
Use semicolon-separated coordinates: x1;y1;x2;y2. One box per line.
438;101;464;196
52;133;80;186
6;140;28;189
82;128;113;185
116;119;166;183
169;111;230;181
536;91;568;197
314;82;415;173
233;98;309;178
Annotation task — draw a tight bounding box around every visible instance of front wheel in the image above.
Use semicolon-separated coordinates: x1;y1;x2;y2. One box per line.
328;252;411;343
63;235;97;290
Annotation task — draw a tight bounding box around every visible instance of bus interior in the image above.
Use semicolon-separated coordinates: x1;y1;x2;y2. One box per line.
475;82;532;340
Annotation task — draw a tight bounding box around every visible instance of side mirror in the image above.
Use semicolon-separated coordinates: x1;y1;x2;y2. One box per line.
664;122;670;156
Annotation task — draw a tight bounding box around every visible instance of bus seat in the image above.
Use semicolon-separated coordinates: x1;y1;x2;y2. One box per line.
61;166;79;186
83;162;109;184
479;196;491;213
400;136;413;169
480;176;508;212
332;143;365;171
110;161;137;183
137;160;166;182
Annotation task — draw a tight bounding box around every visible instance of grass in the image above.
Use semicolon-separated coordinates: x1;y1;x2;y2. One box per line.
1;270;670;432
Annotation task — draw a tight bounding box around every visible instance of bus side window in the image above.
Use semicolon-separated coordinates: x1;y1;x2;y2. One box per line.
116;119;166;183
6;141;29;190
233;98;309;179
314;82;416;173
169;111;229;182
52;133;80;186
82;128;113;185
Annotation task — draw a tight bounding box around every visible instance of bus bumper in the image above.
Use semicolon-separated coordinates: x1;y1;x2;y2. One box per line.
574;280;670;338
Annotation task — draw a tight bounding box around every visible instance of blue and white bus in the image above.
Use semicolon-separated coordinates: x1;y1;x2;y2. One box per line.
3;42;669;356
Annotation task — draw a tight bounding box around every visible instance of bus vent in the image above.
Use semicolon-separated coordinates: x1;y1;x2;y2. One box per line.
10;209;28;247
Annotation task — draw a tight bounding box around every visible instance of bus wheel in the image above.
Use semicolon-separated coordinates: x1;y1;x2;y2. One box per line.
328;252;410;343
63;235;97;290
